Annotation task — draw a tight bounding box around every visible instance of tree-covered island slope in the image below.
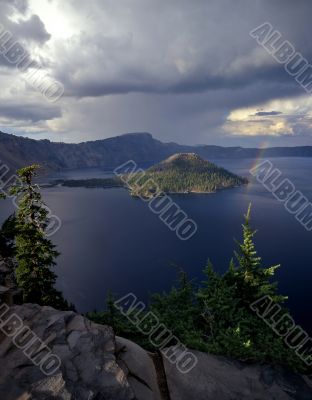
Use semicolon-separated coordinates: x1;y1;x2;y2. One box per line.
127;153;248;198
53;153;248;197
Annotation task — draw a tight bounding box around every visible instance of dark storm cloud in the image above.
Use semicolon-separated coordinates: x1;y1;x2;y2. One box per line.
54;0;312;105
0;103;61;122
63;63;297;98
253;111;283;116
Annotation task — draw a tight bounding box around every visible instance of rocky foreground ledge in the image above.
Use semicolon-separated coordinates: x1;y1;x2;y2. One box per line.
0;304;311;400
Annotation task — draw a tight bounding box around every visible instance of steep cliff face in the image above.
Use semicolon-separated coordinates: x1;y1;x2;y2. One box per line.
0;304;311;400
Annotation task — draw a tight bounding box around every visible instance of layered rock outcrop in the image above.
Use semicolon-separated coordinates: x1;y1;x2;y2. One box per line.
0;303;311;400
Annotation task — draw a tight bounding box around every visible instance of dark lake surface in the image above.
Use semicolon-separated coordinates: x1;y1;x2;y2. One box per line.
1;158;312;334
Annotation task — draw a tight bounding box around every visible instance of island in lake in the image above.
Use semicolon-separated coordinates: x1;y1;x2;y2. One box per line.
127;153;248;198
52;153;248;196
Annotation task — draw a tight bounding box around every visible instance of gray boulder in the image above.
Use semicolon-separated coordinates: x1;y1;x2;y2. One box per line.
162;348;312;400
116;336;162;400
0;303;135;400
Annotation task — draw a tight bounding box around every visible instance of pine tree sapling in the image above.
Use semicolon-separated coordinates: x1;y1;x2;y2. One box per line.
232;204;285;304
7;165;69;309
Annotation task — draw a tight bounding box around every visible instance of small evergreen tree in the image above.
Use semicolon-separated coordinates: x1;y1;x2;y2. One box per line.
5;165;69;309
197;260;240;342
232;204;286;305
150;269;206;350
197;205;305;371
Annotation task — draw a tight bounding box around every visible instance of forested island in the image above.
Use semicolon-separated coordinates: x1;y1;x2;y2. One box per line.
52;153;247;197
127;153;248;198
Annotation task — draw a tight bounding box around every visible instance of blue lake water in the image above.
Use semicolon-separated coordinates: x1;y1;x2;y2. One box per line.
1;158;311;334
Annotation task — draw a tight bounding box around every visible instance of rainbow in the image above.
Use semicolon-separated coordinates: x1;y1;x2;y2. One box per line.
245;141;270;193
249;140;271;171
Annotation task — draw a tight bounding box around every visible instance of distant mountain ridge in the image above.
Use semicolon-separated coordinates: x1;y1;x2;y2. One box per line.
1;130;312;172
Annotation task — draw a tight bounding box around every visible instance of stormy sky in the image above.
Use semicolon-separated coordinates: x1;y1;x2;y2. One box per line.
1;0;312;146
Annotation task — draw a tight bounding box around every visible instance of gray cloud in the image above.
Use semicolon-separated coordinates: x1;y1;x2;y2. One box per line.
0;102;61;123
2;0;312;146
0;0;50;68
8;15;51;44
0;0;28;15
